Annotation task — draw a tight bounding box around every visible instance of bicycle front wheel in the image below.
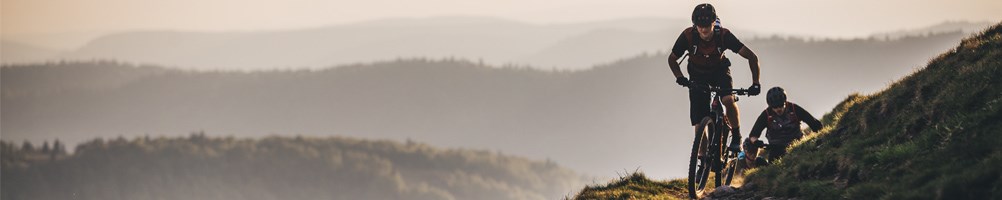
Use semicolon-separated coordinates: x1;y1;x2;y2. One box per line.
688;117;713;199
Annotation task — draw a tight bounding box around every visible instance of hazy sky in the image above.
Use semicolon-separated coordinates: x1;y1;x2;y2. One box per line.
3;0;1000;38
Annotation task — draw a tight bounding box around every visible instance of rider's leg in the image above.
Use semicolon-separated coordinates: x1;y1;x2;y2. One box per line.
689;73;711;158
722;95;742;150
768;141;790;163
742;138;758;167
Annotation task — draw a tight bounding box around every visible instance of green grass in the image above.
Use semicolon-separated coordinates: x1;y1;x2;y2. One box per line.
744;22;1002;199
570;172;689;200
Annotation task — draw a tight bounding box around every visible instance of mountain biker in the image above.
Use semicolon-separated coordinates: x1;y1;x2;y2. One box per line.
669;3;762;155
743;87;823;166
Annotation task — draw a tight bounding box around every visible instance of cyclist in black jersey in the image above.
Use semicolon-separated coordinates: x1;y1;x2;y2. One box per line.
669;3;762;155
744;87;824;165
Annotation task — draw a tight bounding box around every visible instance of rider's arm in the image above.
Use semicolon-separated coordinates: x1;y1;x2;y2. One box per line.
794;104;824;132
748;110;768;141
668;32;690;78
668;54;684;78
738;47;760;84
723;32;760;84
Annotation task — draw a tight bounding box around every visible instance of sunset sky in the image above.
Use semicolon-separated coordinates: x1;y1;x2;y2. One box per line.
3;0;1000;39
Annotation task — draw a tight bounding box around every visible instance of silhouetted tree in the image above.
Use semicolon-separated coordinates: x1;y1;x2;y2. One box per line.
1;135;585;200
41;141;50;153
21;140;34;151
1;141;13;153
53;139;67;156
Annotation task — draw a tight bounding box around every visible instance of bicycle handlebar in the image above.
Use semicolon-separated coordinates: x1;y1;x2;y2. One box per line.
684;83;751;96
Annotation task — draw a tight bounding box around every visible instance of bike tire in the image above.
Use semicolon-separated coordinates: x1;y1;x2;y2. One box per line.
710;122;723;189
688;117;712;199
723;159;737;186
697;150;713;191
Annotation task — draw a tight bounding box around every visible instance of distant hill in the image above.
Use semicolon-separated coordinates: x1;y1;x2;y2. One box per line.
50;16;692;71
0;40;61;64
6;18;986;71
874;21;994;40
1;135;585;200
3;58;693;179
571;22;1002;200
0;30;976;178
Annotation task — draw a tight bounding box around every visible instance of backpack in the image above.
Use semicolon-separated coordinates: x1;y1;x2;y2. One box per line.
681;18;731;71
766;102;801;134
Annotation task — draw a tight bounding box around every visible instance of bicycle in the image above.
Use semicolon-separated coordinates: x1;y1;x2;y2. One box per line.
685;83;751;199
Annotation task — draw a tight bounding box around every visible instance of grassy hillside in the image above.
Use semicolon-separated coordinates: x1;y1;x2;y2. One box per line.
743;22;1002;200
1;134;585;200
570;172;687;200
572;23;1002;199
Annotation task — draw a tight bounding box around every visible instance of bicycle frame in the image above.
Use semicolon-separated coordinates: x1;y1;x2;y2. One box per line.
687;83;749;199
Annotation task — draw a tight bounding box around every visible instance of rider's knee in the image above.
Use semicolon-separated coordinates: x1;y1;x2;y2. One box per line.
742;138;753;151
721;95;737;105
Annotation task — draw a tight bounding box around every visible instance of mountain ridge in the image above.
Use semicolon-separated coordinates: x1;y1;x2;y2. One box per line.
5;17;987;71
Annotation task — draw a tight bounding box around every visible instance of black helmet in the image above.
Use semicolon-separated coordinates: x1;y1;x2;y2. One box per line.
691;3;716;27
767;87;787;108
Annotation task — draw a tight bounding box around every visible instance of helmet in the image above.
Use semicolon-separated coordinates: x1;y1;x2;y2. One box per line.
767;87;787;108
691;3;716;27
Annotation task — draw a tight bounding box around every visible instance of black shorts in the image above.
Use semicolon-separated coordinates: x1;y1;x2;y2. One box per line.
765;133;802;161
743;138;792;163
767;140;792;162
688;68;733;125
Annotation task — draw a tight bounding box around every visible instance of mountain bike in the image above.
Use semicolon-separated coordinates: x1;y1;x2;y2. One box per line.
686;83;750;199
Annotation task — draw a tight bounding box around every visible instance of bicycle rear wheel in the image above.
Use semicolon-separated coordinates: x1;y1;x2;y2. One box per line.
722;158;737;186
